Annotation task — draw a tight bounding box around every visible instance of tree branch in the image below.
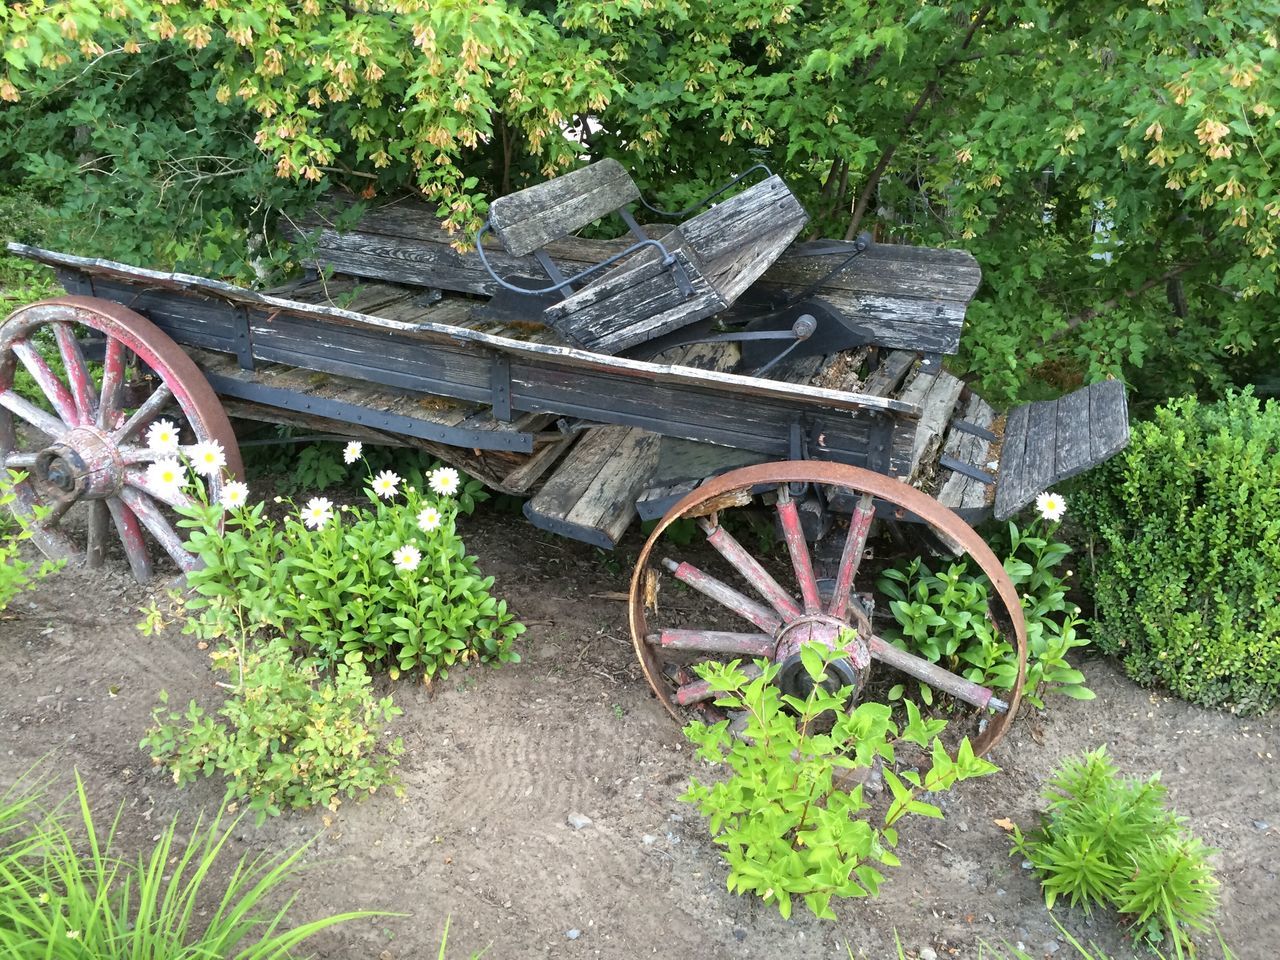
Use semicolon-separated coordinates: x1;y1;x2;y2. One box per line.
1042;261;1201;346
843;3;995;240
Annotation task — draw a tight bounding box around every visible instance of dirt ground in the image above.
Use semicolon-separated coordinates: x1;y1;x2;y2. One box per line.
1;508;1277;960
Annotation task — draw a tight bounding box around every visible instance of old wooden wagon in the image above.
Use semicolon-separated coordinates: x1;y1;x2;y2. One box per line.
0;161;1128;753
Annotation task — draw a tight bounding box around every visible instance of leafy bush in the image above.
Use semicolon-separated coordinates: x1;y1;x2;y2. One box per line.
877;517;1092;709
143;638;403;824
1078;389;1280;714
0;773;381;956
179;455;522;678
680;643;997;920
0;470;63;612
1013;747;1220;958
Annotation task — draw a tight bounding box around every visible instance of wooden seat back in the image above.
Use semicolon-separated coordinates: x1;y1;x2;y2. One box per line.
487;159;642;257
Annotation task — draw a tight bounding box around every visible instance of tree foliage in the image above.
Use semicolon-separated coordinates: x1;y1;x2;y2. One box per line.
1;1;1276;399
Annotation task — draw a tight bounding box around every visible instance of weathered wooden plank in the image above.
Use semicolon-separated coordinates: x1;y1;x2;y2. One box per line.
287;199;978;354
993;401;1031;520
545;245;726;354
1088;379;1129;466
1021;401;1058;505
1053;385;1093;477
899;369;965;482
936;394;998;512
862;351;917;397
488;159;641;257
500;434;578;495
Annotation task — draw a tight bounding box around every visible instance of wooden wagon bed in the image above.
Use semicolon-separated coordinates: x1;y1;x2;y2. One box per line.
9;194;1126;549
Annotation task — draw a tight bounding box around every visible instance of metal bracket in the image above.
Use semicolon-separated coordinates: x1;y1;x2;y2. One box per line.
939;454;995;485
950;419;999;443
489;353;512;422
233;306;255;371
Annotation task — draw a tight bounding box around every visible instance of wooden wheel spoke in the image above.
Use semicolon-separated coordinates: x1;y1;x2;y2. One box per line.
97;336;127;431
0;388;67;438
775;486;821;613
828;492;876;619
4;452;38;469
648;629;774;658
42;493;77;528
868;635;1007;712
119;445;155;465
696;516;801;620
124;468;194;510
52;322;95;424
86;500;109;568
661;557;782;633
118;486;194;570
106;497;153;581
112;383;173;444
12;338;78;427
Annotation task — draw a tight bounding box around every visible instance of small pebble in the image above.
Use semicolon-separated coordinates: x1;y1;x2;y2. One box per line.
1021;860;1033;869
996;888;1006;897
733;928;747;942
1253;820;1269;831
1015;943;1026;953
566;929;581;940
920;948;937;960
1043;942;1060;956
642;834;657;845
566;813;592;830
956;821;968;832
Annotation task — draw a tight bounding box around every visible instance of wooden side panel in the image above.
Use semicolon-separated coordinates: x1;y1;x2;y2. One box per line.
288;198;979;355
993;380;1130;519
488;159;640;257
544;246;726;354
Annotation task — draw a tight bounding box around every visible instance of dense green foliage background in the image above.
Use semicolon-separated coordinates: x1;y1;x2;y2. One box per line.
1;1;1276;402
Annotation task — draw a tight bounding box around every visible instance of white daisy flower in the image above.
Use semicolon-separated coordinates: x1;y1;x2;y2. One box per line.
221;480;250;509
417;505;442;532
428;466;460;497
145;457;185;498
1035;491;1067;522
300;496;335;530
392;543;421;572
187;439;227;477
145;418;180;455
343;441;363;464
371;470;401;500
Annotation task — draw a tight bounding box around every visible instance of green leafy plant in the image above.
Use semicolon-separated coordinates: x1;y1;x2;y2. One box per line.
1012;747;1220;957
1078;389;1280;714
179;458;521;679
680;642;997;920
0;772;384;956
0;470;63;612
142;637;404;824
877;516;1091;709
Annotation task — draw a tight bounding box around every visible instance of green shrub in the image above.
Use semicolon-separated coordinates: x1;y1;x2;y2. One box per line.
179;454;522;678
0;470;63;612
0;773;382;956
142;638;404;824
877;517;1092;709
1078;389;1280;714
680;643;997;920
1012;747;1219;958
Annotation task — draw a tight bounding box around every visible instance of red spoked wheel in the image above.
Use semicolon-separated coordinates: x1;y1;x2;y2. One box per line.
629;461;1027;756
0;297;242;581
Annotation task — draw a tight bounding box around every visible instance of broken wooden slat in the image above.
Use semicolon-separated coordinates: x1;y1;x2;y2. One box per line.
488;159;641;257
861;350;917;397
935;394;998;514
897;369;966;483
993;380;1130;519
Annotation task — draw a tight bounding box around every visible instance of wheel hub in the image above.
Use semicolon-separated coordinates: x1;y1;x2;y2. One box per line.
772;611;871;703
33;427;122;501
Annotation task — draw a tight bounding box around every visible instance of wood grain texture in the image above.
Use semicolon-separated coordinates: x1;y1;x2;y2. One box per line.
488;159;640;257
286;197;978;354
898;368;966;482
935;394;998;512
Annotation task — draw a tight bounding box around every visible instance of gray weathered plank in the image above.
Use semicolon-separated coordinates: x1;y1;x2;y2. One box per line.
1021;400;1059;507
936;394;998;512
287;198;979;354
1088;379;1129;466
488;159;641;257
993;401;1031;520
862;351;917;397
1053;385;1093;477
898;369;966;482
544;244;726;353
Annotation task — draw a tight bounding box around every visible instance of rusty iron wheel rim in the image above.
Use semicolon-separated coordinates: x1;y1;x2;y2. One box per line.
0;296;242;581
628;461;1027;757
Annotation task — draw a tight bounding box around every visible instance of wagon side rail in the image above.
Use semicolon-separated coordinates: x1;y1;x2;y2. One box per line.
7;244;923;478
